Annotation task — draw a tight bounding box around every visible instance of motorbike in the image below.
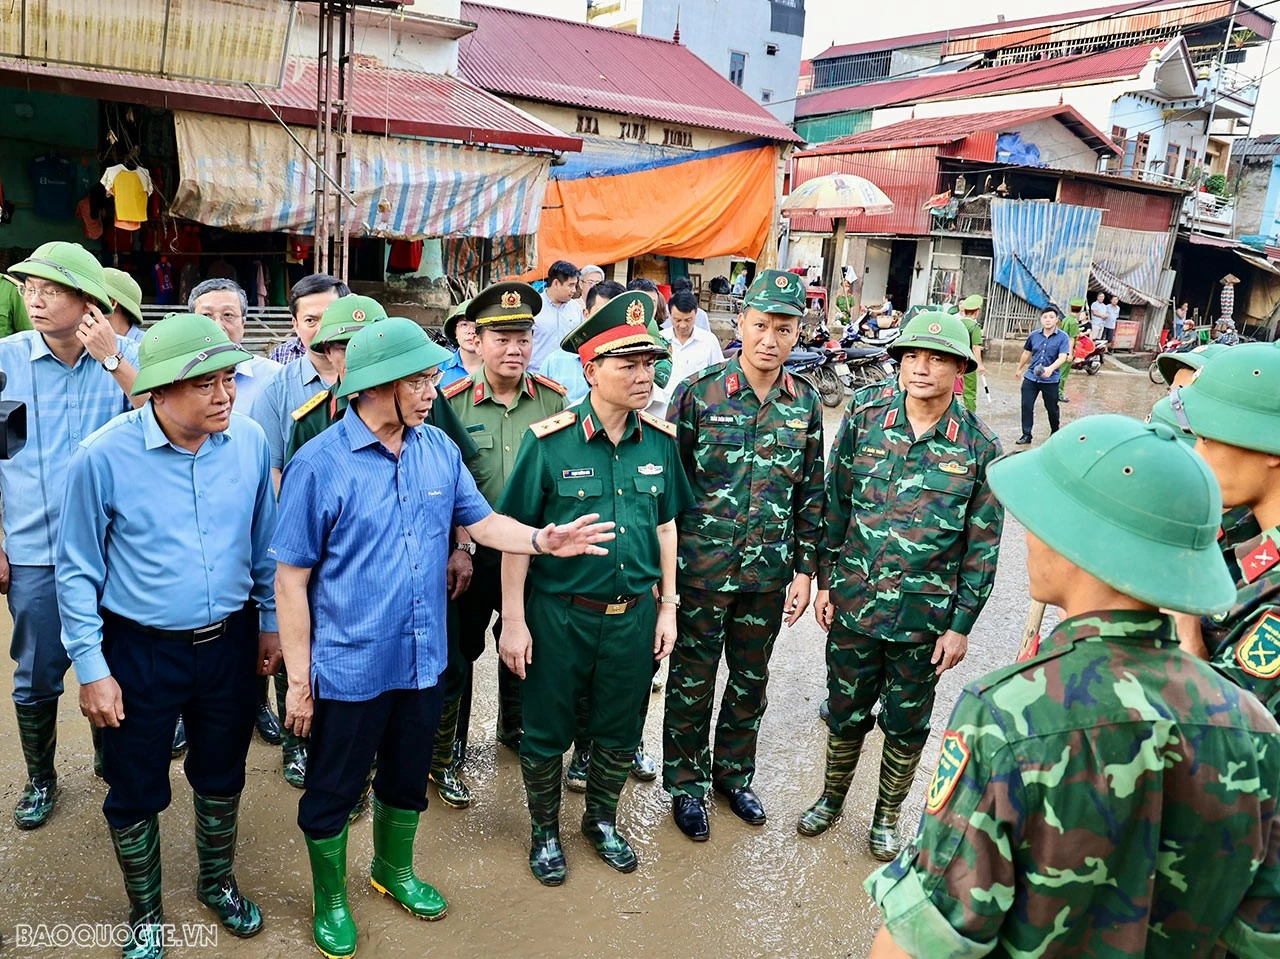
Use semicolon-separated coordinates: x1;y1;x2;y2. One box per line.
782;347;847;409
842;317;903;350
1072;331;1105;375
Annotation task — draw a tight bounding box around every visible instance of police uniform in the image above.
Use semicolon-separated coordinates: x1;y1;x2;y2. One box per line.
866;415;1280;958
497;292;693;885
662;270;824;838
956;294;983;413
1057;297;1084;400
801;311;1004;860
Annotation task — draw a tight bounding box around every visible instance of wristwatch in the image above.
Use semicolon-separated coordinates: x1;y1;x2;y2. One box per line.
659;594;681;608
454;541;476;555
102;352;123;372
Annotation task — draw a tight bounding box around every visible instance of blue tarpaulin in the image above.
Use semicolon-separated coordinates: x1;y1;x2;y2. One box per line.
991;198;1102;312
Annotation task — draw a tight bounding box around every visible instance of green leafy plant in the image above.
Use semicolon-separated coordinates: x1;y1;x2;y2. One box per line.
1205;173;1230;196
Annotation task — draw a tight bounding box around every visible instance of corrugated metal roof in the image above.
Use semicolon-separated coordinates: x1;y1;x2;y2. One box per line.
457;1;801;143
0;56;582;152
795;43;1161;119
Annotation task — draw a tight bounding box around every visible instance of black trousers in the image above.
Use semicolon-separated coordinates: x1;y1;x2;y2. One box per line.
1020;379;1060;438
100;608;257;829
453;547;521;746
298;684;444;840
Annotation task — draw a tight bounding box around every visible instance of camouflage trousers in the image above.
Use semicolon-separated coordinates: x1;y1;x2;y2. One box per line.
826;622;940;750
662;586;785;798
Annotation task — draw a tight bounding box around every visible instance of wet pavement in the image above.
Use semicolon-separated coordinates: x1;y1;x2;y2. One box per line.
0;354;1165;958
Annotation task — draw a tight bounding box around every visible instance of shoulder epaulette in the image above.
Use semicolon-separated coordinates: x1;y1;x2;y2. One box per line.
531;372;567;396
441;377;471;400
852;383;896;417
689;360;730;384
291;389;329;422
530;410;577;437
639;410;678;438
974;642;1074;693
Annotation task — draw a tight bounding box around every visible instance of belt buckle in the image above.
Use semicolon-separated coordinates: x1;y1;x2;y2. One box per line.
191;621;223;645
604;601;629;615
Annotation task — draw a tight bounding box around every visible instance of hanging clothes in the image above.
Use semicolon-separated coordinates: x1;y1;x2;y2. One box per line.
101;165;154;228
153;258;175;305
387;239;424;274
31;155;76;218
254;260;268;307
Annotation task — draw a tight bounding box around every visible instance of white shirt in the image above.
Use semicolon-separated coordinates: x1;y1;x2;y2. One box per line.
233;354;283;415
530;297;585;373
661;308;712;334
664;326;726;392
1105;303;1120;329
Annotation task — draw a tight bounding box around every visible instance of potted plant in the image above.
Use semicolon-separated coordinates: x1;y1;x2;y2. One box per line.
1205;173;1230;197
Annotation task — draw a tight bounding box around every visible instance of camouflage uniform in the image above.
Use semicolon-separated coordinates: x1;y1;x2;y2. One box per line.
662;355;824;801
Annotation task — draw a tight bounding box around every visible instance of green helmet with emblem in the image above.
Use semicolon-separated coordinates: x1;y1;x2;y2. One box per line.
103;268;143;326
1068;296;1087;310
1176;342;1280;454
337;316;452;399
443;299;473;347
9;241;112;311
131;313;253;396
311;294;387;352
742;269;806;316
1155;342;1227;387
988;413;1236;614
888;310;977;373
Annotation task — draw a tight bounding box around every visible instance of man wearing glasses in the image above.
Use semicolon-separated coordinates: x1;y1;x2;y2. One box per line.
0;241;141;829
189;279;281;414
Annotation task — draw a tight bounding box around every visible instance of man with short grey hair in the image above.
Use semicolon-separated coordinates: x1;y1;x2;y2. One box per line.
189;279;282;414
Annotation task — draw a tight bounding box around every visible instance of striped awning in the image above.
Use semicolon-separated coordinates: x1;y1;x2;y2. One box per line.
1090;226;1169;306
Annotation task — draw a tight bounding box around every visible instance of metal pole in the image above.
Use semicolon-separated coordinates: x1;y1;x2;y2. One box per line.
244;84;357;205
1194;1;1237;235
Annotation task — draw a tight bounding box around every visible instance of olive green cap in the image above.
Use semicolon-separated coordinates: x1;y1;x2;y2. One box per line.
131;313;252;396
465;281;540;332
561;291;667;362
1145;396;1195;446
742;270;806;317
443;299;473;346
103;268;143;326
9;241;112;311
960;294;984;311
887;311;977;373
988;413;1236;615
1178;342;1280;454
311;294;387;351
1154;343;1227;387
336;317;452;399
1068;296;1086;309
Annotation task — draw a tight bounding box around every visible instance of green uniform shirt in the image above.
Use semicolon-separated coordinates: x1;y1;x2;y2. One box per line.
1060;311;1081;340
670;357;824;592
442;366;566;506
821;383;1003;638
1207;524;1280;720
497;397;692;598
0;277;34;339
866;610;1280;958
957;313;983;412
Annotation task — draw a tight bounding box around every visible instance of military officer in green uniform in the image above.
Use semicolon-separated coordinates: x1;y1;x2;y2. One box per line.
801;311;1004;860
497;291;693;885
865;414;1279;959
432;282;567;808
955;294;985;413
662;269;824;841
1057;296;1084;402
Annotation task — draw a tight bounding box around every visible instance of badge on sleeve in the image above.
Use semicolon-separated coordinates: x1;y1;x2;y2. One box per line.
926;731;970;814
1235;610;1280;680
1242;539;1279;584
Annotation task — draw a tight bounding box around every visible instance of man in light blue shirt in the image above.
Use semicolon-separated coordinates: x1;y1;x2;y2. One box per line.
530;260;584;372
2;241;141;831
58;313;279;956
189;278;282;416
539;279;625;405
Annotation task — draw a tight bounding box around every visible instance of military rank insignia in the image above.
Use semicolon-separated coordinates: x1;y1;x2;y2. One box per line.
926;731;970;814
1242;539;1279;584
1235;610;1280;680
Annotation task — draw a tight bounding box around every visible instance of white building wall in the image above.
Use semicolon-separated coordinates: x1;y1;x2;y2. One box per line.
1000;117;1100;172
293;7;460;74
909;238;933;305
863;239;891;302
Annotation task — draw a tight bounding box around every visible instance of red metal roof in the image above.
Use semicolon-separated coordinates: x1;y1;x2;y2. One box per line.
0;56;582;153
795;43;1161;119
457;2;801;143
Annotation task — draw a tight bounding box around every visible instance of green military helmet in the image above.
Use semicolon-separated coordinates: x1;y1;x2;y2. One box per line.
742;269;806;317
988;414;1236;615
103;268;143;326
1177;342;1280;455
443;299;472;346
337;316;452;398
887;310;977;373
131;313;253;396
466;281;540;332
9;241;112;311
1145;396;1194;446
311;294;387;352
1155;342;1227;387
960;294;984;312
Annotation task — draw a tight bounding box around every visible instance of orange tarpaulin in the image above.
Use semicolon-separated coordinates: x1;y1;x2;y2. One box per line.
515;141;779;278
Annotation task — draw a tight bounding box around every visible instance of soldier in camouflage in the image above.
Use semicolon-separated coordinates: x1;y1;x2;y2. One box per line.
866;414;1279;959
801;311;1003;861
661;269;824;840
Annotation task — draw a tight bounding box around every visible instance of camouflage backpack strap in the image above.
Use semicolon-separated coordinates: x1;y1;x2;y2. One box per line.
638;410;677;438
291;389;330;422
441;376;472;400
530;410;577;438
531;372;567;396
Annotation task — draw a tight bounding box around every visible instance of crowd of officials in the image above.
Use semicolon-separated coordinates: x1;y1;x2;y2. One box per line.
1;241;1278;959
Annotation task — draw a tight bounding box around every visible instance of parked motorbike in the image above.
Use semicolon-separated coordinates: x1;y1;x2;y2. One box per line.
1072;331;1105;375
785;347;846;409
842;320;903;351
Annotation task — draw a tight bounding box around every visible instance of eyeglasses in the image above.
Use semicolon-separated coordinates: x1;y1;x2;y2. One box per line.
199;311;244;323
399;370;445;394
19;284;71;302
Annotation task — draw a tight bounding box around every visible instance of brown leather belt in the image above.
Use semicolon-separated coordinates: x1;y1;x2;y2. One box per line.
557;594;641;615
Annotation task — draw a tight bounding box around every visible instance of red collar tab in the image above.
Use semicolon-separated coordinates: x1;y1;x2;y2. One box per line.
581;413;598;442
1242;538;1280;584
725;372;742;396
473;379;486;405
883;406;899;429
945;418;960;443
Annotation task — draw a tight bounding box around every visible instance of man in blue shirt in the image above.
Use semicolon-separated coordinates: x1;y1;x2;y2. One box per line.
2;241;141;830
272;318;614;959
1015;307;1071;445
58;313;279;957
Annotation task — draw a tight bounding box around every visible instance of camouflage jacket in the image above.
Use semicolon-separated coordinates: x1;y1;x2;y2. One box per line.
669;357;824;592
820;384;1003;640
1208;524;1280;721
866;610;1280;958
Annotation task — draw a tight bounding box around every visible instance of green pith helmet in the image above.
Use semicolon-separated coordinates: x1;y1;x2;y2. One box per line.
337;316;452;399
311;294;387;352
1177;342;1280;455
8;241;112;311
887;310;977;373
443;299;473;346
988;414;1236;615
960;294;983;312
1145;396;1194;446
103;268;143;326
1155;342;1227;387
743;270;806;316
131;313;253;396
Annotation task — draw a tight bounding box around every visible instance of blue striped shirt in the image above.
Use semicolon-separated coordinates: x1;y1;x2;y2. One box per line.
0;331;138;565
270;406;492;701
57;408;278;685
249;353;333;470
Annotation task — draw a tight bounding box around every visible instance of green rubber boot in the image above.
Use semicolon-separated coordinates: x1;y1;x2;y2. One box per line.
495;664;523;751
429;697;472;809
581;745;637;873
521;754;566;886
193;793;263;937
797;732;866;837
14;700;59;829
868;740;924;861
109;815;165;959
91;721;105;779
305;828;357;959
565;694;591;792
275;670;308;788
369;798;447;920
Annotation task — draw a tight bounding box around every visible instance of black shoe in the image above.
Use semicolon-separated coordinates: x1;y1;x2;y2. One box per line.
1015;435;1032;446
714;785;766;825
672;796;709;841
1059;395;1071;403
254;701;282;746
818;698;830;722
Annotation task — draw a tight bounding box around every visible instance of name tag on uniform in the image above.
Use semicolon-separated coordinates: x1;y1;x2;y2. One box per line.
708;414;736;424
563;468;594;479
465;423;486;433
939;461;969;475
859;445;886;458
638;463;663;476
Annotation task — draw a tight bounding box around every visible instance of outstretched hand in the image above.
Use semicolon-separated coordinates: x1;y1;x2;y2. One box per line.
539;514;615;557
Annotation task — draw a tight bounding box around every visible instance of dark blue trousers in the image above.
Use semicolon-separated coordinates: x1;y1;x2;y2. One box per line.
1020;378;1061;438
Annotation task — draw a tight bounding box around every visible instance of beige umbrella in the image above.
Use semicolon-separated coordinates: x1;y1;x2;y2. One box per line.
782;173;895;306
